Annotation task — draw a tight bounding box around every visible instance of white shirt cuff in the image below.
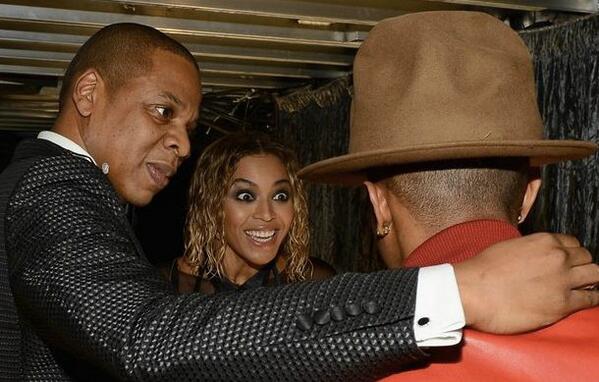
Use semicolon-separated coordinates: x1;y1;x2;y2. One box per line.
414;264;465;347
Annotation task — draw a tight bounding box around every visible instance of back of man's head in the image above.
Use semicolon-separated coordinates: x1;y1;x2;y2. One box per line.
378;158;531;232
59;23;198;111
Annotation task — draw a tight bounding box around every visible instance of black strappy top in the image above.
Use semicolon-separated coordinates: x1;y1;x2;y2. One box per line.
163;258;284;295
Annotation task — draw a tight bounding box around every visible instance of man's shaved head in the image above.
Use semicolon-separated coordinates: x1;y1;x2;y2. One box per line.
372;158;531;231
59;23;199;110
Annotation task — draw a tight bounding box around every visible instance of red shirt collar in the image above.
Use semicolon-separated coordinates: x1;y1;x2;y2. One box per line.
403;219;521;268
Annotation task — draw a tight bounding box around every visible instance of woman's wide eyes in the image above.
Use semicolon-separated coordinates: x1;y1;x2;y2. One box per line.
236;192;254;201
234;191;289;202
273;191;289;201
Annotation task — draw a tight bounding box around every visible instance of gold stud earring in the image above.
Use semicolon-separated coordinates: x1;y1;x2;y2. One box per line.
376;222;392;238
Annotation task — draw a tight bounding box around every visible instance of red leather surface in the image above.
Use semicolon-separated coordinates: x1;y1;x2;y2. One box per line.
381;308;599;382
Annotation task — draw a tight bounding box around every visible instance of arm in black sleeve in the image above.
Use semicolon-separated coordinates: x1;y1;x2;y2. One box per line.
6;157;425;381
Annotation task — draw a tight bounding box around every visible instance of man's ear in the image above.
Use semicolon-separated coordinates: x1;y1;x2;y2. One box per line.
71;69;101;117
363;181;393;230
519;169;542;223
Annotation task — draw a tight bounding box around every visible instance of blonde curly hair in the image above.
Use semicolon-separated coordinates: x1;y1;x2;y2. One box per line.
184;132;310;282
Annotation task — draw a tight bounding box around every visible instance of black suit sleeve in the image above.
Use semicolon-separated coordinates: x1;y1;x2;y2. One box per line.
6;157;424;381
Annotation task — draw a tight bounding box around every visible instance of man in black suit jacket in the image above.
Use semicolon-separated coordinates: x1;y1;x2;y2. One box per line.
1;23;597;381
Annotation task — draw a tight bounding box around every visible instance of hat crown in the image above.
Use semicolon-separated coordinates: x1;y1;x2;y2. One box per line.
350;11;544;154
298;11;596;185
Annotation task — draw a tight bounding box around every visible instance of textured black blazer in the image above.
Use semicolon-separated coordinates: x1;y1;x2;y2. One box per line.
0;139;424;381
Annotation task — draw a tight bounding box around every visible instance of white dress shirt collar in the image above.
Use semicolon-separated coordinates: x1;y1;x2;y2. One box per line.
37;130;97;165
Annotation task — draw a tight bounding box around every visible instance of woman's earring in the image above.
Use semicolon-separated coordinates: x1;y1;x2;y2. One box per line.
101;162;110;175
517;214;523;223
376;222;392;238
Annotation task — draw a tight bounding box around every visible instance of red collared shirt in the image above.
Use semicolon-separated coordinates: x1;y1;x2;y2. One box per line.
382;219;599;382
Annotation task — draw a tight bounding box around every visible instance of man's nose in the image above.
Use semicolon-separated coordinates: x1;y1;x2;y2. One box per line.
164;125;191;160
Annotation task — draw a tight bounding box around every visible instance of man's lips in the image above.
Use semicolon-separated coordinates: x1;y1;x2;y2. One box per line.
146;162;175;188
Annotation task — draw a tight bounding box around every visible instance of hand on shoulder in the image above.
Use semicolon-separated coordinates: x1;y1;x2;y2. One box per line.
455;232;599;334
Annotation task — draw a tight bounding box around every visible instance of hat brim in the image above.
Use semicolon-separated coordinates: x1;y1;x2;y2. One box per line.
299;140;598;186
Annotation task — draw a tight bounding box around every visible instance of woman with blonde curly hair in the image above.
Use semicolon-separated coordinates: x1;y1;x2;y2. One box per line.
161;132;335;294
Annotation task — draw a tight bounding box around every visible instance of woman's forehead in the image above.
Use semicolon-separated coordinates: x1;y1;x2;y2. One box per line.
230;154;290;184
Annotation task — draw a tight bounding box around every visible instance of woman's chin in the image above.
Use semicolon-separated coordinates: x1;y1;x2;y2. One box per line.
243;252;280;270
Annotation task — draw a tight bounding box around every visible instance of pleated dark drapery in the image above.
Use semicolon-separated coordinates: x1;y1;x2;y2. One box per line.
520;16;599;261
273;78;383;272
274;14;599;271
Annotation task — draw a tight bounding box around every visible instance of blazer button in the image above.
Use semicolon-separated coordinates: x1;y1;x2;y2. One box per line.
330;305;345;321
345;302;362;317
314;309;331;325
363;300;379;315
296;313;313;331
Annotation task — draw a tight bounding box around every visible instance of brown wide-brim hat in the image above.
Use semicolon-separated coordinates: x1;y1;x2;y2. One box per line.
299;11;597;185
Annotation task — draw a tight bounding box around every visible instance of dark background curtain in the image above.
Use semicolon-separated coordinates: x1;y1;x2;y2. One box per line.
274;14;599;271
520;15;599;260
273;78;383;272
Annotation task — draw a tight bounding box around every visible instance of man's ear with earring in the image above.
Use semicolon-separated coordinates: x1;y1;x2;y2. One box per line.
376;222;392;238
364;181;393;239
517;177;542;225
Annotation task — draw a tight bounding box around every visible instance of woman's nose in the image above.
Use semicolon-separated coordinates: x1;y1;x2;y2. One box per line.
253;199;274;222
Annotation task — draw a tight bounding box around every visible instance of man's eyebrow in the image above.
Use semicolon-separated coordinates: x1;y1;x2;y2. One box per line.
159;91;182;106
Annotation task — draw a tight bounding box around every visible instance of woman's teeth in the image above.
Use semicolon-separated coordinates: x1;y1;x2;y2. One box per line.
245;230;276;242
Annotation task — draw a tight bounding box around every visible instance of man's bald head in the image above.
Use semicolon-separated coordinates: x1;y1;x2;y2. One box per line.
59;23;199;110
372;158;531;231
